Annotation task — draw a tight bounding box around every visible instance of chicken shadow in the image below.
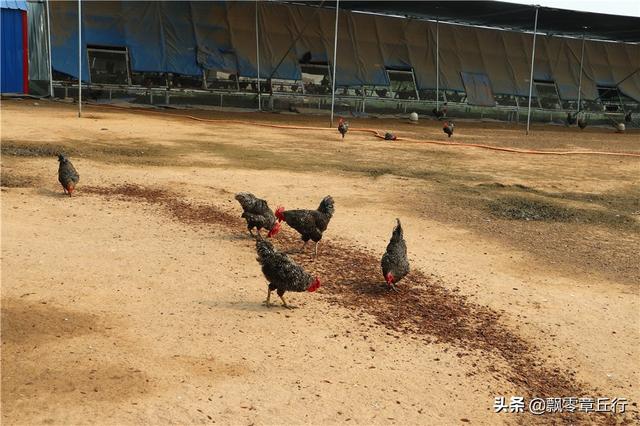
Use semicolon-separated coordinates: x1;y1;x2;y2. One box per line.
37;188;75;198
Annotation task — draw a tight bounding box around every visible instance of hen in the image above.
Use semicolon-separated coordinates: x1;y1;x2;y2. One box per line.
381;218;410;291
57;154;79;196
443;121;454;138
255;238;321;308
275;196;334;256
235;192;281;237
338;118;349;139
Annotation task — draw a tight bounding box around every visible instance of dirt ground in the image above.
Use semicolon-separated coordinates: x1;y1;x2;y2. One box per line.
1;99;638;425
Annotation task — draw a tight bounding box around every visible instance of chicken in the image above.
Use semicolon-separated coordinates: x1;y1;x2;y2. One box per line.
443;121;454;138
578;116;587;130
338;118;349;139
275;196;334;256
57;154;79;196
384;132;397;141
255;237;321;308
381;218;410;291
625;111;632;123
432;105;448;119
235;192;281;237
566;112;577;126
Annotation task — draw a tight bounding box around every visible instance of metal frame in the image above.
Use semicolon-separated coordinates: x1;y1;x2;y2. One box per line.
329;0;339;127
86;46;132;86
385;68;420;100
525;6;539;135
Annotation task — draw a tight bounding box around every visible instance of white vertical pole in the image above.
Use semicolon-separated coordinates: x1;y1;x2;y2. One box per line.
255;0;261;111
436;19;439;109
577;32;585;113
526;6;539;135
330;0;339;128
77;0;82;117
46;0;54;98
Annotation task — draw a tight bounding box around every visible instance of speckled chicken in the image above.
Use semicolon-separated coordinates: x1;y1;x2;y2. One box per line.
255;238;321;308
443;121;454;138
57;154;79;196
235;192;281;237
275;196;334;256
381;218;410;291
338;118;349;139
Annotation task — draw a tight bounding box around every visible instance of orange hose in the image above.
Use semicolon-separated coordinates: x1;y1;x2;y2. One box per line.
84;102;640;158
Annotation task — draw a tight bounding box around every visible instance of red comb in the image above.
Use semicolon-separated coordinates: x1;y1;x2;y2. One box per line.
275;206;285;222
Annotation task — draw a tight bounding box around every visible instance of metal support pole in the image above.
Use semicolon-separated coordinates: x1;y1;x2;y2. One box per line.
255;0;261;111
330;0;339;128
77;0;82;117
45;0;54;98
436;19;439;109
525;6;539;135
577;32;585;113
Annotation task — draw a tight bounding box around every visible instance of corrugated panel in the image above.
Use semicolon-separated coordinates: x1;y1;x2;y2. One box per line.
0;0;28;11
1;8;26;93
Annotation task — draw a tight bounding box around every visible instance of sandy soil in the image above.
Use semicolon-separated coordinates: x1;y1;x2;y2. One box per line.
1;99;639;425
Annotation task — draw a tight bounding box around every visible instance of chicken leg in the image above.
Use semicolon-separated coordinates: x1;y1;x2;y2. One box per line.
263;287;273;307
314;241;319;257
279;295;297;309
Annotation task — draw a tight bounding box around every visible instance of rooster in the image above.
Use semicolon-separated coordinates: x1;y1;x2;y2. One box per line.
338;118;349;139
275;196;334;256
255;237;321;308
432;105;448;119
566;112;577;126
381;219;410;291
235;192;281;237
57;154;79;196
443;121;454;138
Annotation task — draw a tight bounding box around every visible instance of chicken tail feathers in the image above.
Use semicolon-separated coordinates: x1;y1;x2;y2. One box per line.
392;218;403;241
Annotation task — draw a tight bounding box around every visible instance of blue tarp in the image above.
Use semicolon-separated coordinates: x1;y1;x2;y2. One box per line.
45;1;640;100
0;0;27;11
1;7;26;93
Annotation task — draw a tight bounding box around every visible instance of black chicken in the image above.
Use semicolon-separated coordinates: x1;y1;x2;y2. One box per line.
275;196;335;256
57;154;79;196
625;111;632;123
384;132;397;141
255;238;321;308
235;192;281;237
566;112;577;126
338;118;349;139
443;121;454;138
381;219;410;291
